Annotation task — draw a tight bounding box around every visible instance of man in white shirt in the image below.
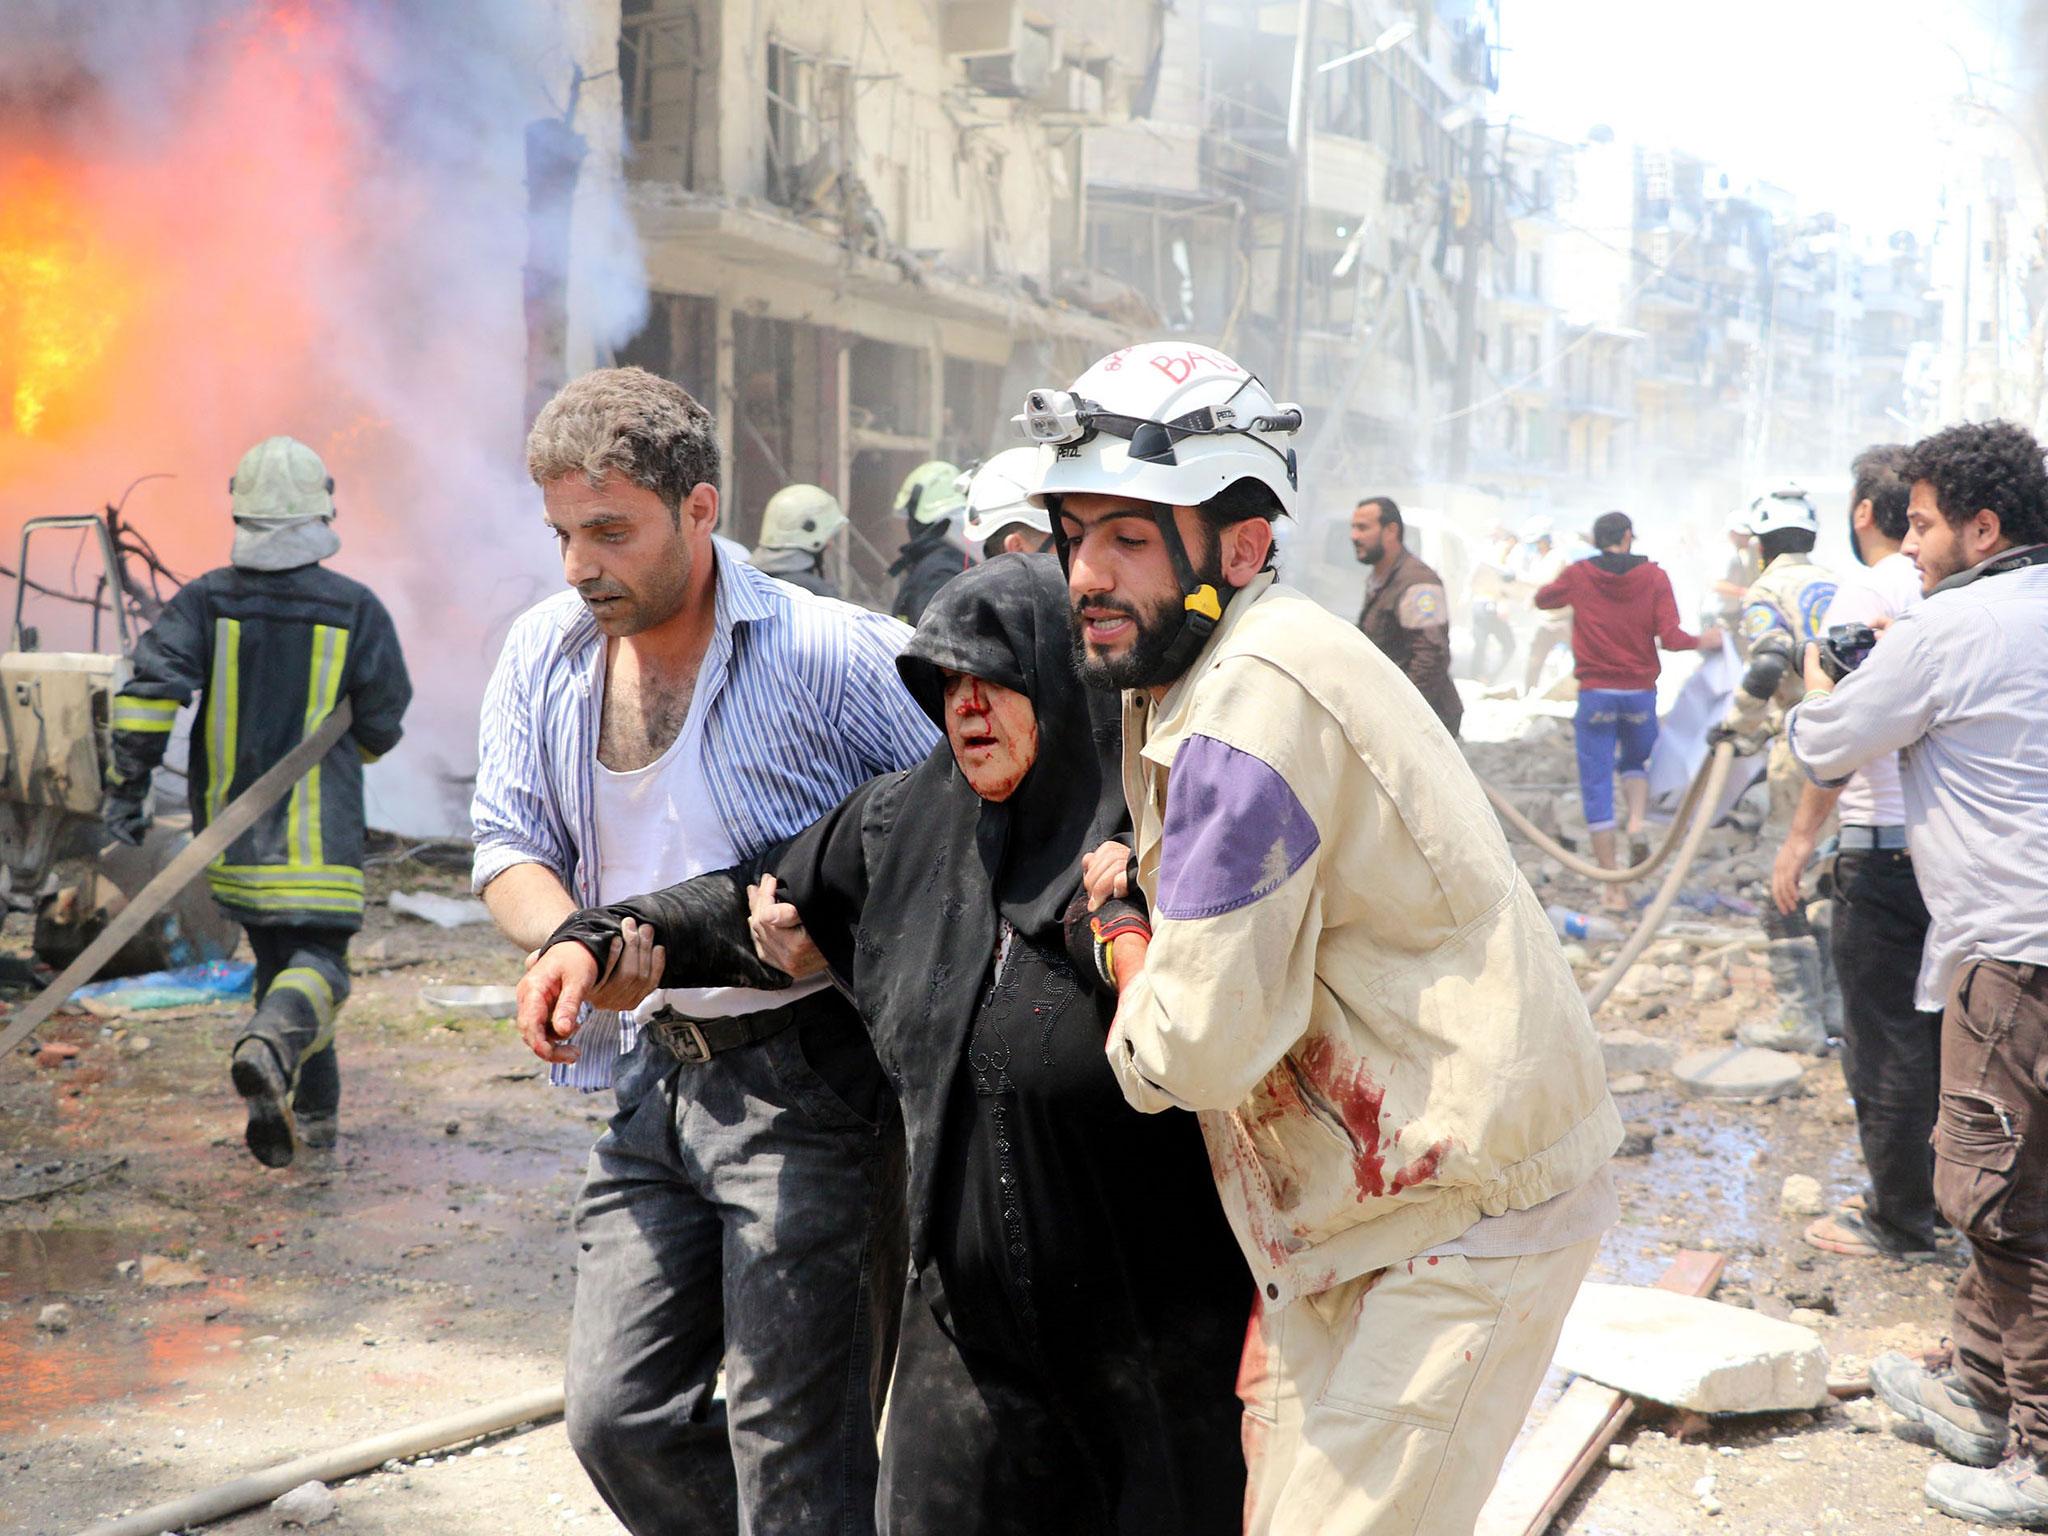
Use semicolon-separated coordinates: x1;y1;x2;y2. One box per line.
1771;446;1940;1261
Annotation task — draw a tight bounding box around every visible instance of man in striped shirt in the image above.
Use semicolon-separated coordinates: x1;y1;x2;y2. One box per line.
472;368;937;1536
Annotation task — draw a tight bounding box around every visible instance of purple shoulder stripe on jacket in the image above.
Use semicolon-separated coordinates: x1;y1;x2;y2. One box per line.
1156;733;1320;920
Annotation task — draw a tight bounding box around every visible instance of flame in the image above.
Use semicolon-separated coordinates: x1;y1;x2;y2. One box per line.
0;156;136;437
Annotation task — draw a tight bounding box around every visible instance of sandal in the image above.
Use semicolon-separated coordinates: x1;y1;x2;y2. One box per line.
1843;1191;1956;1241
1805;1209;1939;1262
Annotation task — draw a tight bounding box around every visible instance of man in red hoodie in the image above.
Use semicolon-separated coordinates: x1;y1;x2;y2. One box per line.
1536;512;1722;908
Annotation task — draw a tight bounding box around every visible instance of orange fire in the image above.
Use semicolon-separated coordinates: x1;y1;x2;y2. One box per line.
0;157;137;438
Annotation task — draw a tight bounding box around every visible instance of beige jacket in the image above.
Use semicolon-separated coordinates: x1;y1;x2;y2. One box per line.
1108;575;1620;1304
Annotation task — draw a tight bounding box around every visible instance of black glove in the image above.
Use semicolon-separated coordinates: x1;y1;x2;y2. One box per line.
103;791;151;847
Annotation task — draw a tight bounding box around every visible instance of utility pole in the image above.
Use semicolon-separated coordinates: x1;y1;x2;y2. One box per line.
1277;0;1319;389
1446;117;1487;482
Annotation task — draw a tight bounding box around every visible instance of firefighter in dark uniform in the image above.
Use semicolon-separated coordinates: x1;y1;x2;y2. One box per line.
103;436;412;1167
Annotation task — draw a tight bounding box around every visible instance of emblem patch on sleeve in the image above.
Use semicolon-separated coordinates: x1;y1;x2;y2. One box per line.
1398;584;1448;629
1156;734;1321;920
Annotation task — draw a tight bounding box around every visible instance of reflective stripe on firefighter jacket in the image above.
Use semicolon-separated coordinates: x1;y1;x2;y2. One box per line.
106;563;412;929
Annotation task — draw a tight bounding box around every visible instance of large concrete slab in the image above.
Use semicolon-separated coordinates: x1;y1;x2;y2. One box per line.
1672;1044;1805;1103
1556;1283;1831;1413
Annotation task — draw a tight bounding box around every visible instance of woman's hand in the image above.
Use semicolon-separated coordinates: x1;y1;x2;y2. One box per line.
747;875;826;980
1082;840;1132;913
587;916;666;1012
516;942;600;1064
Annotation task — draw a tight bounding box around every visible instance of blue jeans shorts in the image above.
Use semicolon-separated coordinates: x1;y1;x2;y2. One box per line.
1574;688;1658;831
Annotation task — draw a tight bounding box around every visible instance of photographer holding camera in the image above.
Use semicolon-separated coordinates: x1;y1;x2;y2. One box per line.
1772;446;1942;1263
1786;420;2048;1527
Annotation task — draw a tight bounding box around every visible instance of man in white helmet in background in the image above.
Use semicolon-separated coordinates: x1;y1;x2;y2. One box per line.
103;436;412;1167
886;459;969;624
1034;342;1619;1536
1512;516;1574;693
1712;484;1842;1054
958;446;1054;561
1712;506;1761;655
749;483;847;599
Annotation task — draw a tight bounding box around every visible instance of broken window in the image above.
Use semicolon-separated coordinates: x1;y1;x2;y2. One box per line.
765;40;851;213
620;0;712;189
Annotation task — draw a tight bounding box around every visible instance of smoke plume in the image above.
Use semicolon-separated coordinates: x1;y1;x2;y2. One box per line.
0;0;647;832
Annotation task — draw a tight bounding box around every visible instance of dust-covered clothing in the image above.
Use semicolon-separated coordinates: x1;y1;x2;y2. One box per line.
1107;575;1619;1305
1239;1236;1600;1536
553;557;1252;1533
1733;550;1838;726
108;563;411;930
1356;547;1461;735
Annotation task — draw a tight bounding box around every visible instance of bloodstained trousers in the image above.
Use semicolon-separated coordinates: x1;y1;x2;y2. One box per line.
1939;960;2048;1459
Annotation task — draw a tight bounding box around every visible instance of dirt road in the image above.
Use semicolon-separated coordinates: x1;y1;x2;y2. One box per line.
0;839;1974;1536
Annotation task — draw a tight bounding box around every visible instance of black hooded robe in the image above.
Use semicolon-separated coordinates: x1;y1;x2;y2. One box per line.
549;556;1249;1536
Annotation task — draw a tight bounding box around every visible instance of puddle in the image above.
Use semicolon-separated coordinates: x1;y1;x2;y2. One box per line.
0;1228;242;1436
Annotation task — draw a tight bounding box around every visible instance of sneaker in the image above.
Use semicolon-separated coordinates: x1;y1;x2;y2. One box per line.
1872;1350;2009;1468
1736;1016;1829;1054
230;1039;297;1169
1926;1452;2048;1527
297;1112;338;1151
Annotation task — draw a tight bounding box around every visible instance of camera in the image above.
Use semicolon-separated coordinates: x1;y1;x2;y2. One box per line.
1815;622;1877;683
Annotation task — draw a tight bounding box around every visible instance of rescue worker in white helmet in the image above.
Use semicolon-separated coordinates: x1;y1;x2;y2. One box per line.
887;459;968;625
751;482;847;599
1712;484;1843;1054
104;436;412;1168
1037;341;1618;1536
958;447;1055;561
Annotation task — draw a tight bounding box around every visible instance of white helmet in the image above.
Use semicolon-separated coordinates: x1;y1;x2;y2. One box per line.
1518;515;1555;545
1747;484;1818;538
959;447;1052;545
759;484;846;554
1020;342;1302;519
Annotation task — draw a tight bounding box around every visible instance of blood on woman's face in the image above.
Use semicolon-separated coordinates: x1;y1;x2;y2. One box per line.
941;670;1039;802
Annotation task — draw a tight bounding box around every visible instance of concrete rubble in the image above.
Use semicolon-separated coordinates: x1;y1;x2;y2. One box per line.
271;1479;339;1527
1556;1284;1833;1413
1672;1046;1806;1104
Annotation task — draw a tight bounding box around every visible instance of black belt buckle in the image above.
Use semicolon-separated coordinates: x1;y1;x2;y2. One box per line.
649;1010;713;1063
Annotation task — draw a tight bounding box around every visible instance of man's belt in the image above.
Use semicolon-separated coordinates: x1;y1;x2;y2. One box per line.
1838;825;1908;852
644;998;807;1064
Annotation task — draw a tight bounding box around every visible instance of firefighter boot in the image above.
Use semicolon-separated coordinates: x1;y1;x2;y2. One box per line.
230;1037;296;1169
1738;938;1830;1054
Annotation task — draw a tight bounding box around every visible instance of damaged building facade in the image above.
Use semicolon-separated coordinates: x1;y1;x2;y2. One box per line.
590;0;1159;603
552;0;1948;596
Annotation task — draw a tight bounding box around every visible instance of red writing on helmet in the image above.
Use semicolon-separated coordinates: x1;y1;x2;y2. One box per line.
1146;347;1243;385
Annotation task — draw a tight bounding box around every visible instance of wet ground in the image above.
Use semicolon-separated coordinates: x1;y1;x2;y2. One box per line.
0;832;1975;1535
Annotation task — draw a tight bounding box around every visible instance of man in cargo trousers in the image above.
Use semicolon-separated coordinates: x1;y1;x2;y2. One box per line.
104;436;412;1167
1030;341;1620;1536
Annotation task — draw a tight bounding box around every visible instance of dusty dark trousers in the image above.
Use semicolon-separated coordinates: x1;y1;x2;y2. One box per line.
1940;960;2048;1458
564;1002;907;1536
239;925;352;1118
1832;849;1942;1249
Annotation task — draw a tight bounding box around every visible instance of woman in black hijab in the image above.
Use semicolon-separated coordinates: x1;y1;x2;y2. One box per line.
519;554;1250;1535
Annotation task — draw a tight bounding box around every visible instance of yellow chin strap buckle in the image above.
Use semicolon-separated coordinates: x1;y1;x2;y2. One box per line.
1184;584;1223;622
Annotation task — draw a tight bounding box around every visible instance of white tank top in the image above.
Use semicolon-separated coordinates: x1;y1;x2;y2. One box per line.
593;675;826;1021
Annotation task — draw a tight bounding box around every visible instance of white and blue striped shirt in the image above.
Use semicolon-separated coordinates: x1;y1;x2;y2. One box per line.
471;544;941;1089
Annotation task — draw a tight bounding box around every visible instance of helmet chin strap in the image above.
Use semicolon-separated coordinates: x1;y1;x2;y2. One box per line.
1048;496;1231;684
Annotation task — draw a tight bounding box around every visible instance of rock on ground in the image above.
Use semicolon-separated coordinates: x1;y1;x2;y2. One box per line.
1780;1174;1827;1217
272;1479;339;1527
1555;1283;1832;1413
1673;1045;1805;1103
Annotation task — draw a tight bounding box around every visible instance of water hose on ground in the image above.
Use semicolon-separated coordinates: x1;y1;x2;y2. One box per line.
1477;749;1716;883
70;1384;565;1536
1577;743;1736;1014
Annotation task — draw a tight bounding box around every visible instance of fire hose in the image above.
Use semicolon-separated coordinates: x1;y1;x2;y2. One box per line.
70;1384;564;1536
1475;741;1739;1014
0;700;354;1071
